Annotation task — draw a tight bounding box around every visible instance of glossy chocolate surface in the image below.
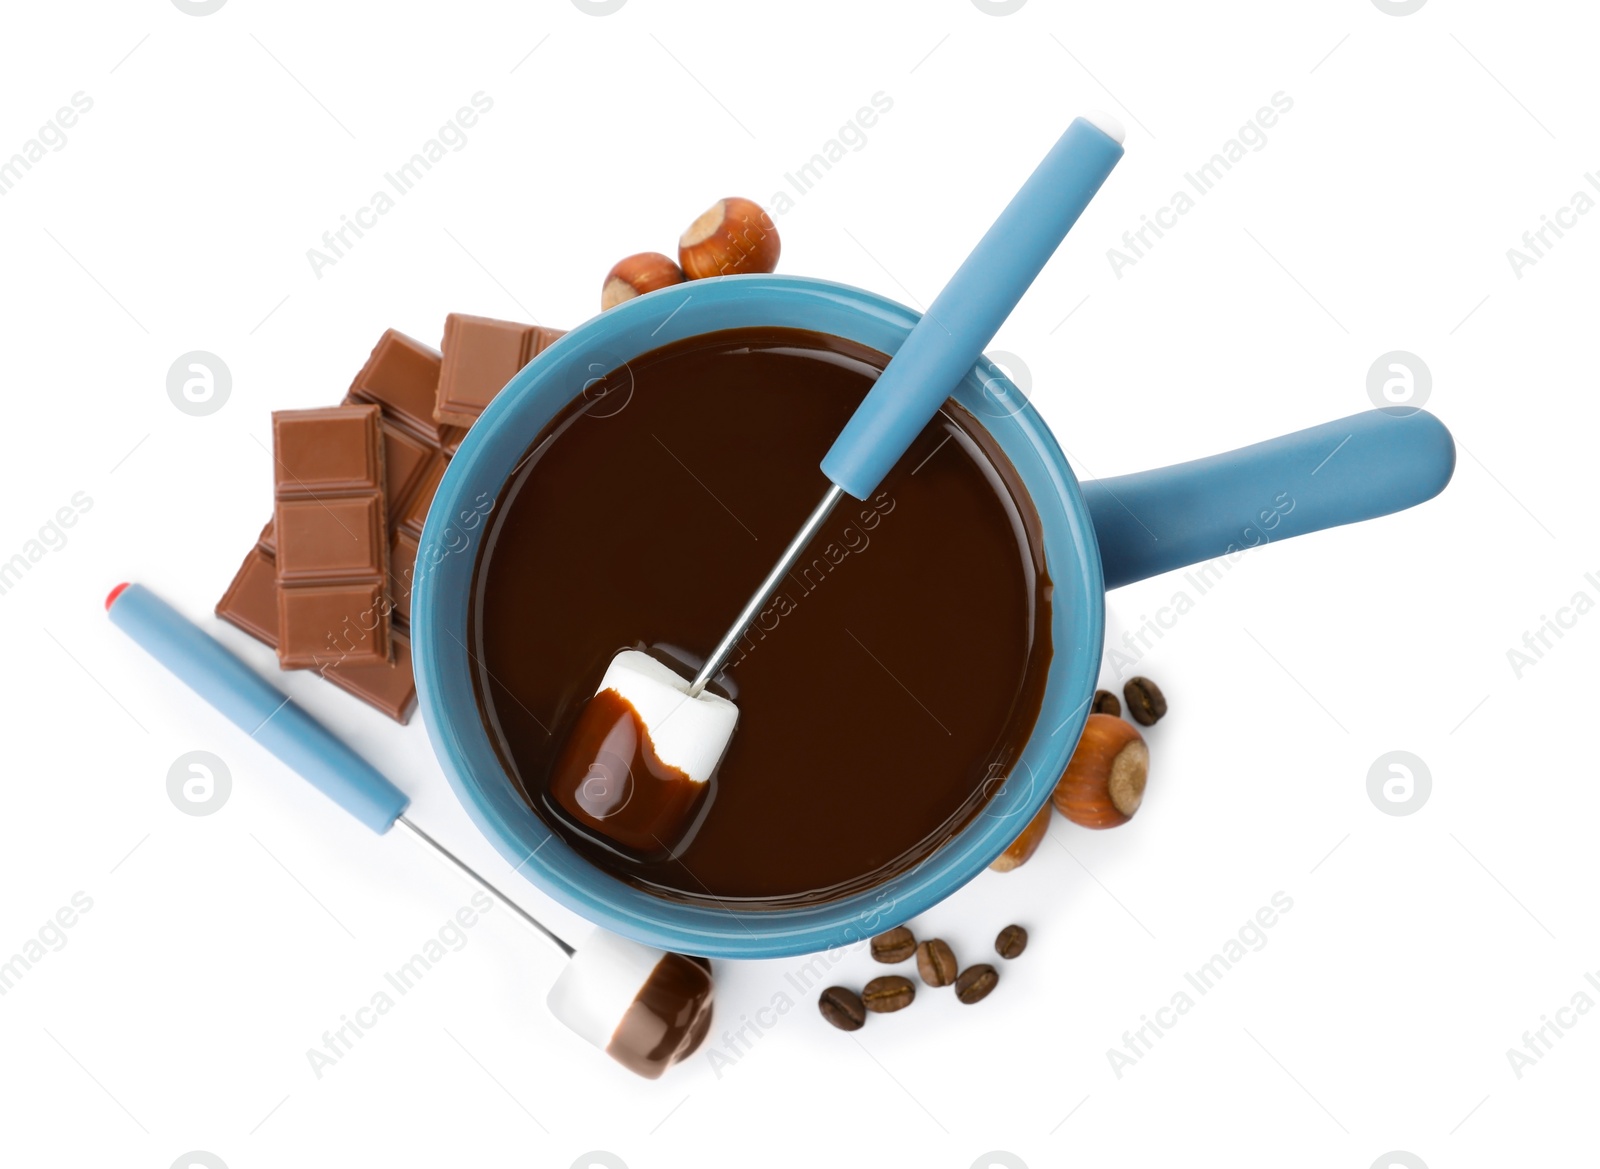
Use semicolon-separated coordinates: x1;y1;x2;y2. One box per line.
471;328;1052;908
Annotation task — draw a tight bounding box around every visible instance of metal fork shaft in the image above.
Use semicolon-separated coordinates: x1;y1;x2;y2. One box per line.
687;483;847;696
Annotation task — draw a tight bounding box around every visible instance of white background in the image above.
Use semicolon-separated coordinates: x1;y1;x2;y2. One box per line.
1;1;1596;1166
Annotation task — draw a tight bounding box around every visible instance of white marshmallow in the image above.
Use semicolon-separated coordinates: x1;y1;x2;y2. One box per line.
546;926;669;1051
1082;110;1126;145
597;650;738;784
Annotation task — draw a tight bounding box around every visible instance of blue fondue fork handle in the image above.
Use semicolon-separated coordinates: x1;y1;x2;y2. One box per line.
820;114;1125;500
106;583;409;833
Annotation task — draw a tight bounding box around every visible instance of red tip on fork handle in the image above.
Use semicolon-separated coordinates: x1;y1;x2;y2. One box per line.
105;582;131;610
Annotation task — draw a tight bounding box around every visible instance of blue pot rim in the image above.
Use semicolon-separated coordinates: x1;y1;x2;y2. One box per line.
412;274;1106;958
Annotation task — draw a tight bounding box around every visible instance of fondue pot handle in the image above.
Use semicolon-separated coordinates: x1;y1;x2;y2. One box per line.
1083;408;1455;590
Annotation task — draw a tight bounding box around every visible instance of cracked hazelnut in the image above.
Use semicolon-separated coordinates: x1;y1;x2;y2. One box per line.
990;801;1052;872
678;197;780;279
1053;713;1148;829
601;252;685;311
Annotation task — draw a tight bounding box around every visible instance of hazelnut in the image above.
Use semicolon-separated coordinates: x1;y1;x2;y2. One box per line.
601;252;685;311
1052;713;1148;829
678;197;780;279
989;801;1052;872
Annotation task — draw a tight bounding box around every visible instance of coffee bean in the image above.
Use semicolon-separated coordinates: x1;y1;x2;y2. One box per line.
954;964;998;1004
818;986;866;1031
870;926;916;963
916;939;958;987
995;924;1028;959
862;975;916;1013
1091;688;1121;717
1123;676;1167;726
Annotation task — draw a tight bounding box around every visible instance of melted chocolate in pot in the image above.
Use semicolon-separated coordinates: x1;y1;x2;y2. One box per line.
470;328;1052;908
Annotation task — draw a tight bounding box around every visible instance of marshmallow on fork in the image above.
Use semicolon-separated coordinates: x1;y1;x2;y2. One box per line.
547;926;714;1079
105;582;713;1079
548;650;737;857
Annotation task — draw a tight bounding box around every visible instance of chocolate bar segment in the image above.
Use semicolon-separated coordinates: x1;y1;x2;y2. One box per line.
216;544;279;645
273;406;386;492
399;456;446;538
276;582;387;670
435;314;565;428
322;629;418;723
272;404;390;669
390;529;420;623
349;329;449;442
274;497;386;583
216;529;417;723
382;421;434;517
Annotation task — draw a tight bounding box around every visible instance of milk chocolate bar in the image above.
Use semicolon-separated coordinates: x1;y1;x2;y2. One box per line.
272;405;391;670
216;316;565;721
216;535;417;722
435;314;565;428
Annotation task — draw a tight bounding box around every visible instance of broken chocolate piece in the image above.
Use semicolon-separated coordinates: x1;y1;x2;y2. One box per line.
348;329;456;445
398;456;446;538
435;314;565;428
390;528;420;623
322;629;418;722
382;420;435;518
215;544;279;646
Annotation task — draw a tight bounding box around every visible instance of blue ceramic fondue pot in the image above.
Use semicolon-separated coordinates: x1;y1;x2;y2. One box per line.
413;273;1453;959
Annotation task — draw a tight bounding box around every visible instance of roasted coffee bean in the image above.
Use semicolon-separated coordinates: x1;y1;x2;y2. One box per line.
1091;688;1121;716
862;975;916;1013
818;986;866;1031
916;939;958;987
870;926;916;963
1123;676;1168;726
995;924;1028;959
954;964;999;1004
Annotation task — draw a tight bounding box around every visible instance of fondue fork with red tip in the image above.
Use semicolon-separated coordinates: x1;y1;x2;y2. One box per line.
548;112;1127;858
105;582;712;1079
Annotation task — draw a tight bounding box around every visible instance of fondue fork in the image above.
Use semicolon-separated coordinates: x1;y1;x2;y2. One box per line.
105;582;712;1079
693;113;1126;696
547;113;1127;857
